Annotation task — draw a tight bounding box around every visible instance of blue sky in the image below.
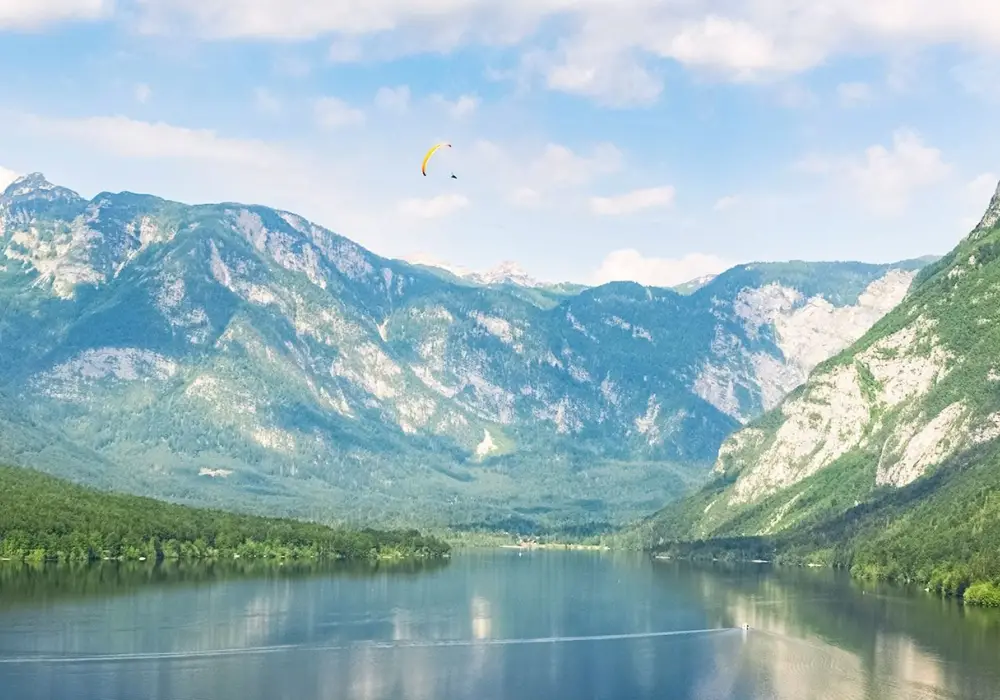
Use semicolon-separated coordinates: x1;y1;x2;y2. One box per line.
2;2;1000;286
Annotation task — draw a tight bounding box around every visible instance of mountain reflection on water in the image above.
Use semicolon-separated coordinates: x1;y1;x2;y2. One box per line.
1;551;999;700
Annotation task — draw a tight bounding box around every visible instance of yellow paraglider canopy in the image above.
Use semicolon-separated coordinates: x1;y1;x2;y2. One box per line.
421;143;451;176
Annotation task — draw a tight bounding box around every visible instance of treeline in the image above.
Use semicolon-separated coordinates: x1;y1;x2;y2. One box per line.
0;465;450;563
649;442;1000;608
652;535;1000;609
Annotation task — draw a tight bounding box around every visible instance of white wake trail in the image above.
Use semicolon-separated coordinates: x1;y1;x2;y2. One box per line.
0;627;738;665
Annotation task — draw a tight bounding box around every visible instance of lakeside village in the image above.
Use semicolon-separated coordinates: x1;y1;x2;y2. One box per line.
501;537;609;551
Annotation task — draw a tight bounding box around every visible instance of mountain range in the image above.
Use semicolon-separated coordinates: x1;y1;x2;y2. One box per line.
643;180;1000;589
0;172;933;531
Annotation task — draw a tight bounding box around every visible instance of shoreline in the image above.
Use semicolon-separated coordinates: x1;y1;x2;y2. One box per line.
648;550;1000;609
497;543;610;551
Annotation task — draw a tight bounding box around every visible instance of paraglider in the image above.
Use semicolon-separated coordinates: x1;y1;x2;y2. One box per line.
421;142;455;178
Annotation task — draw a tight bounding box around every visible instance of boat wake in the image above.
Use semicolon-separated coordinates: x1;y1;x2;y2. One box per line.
0;627;738;665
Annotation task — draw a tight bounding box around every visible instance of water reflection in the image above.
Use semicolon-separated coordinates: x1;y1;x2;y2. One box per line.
1;553;1000;700
470;595;492;639
653;561;1000;700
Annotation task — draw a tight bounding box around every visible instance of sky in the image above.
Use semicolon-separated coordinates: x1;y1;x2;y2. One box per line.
1;2;1000;286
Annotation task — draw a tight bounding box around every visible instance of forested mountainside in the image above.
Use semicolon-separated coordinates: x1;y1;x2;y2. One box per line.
0;172;928;530
0;465;449;562
642;180;1000;605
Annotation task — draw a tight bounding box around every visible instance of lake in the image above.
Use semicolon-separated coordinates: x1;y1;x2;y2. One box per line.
1;550;999;699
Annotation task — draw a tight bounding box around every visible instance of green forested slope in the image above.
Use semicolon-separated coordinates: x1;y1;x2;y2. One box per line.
0;465;449;562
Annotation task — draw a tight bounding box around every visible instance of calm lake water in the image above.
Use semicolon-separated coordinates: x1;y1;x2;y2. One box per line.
2;550;999;699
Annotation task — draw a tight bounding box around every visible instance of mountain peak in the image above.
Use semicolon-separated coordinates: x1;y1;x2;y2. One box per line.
471;260;541;287
973;178;1000;237
5;172;54;193
480;260;539;287
2;172;82;202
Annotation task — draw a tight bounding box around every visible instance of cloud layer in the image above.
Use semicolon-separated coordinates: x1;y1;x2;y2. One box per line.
0;0;112;29
13;112;289;167
11;1;1000;105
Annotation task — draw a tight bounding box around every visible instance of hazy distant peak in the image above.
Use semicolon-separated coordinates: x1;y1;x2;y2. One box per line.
465;260;543;288
2;172;82;202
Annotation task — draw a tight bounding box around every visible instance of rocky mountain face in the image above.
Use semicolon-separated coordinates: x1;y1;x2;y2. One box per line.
0;173;929;530
644;181;1000;560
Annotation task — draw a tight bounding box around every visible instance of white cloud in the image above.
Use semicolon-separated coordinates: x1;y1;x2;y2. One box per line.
590;186;675;215
432;93;480;118
398;193;469;219
272;54;311;77
528;142;622;188
13;112;289;168
469;138;504;162
456;139;625;209
663;16;822;80
792;154;835;175
713;194;740;211
593;249;733;287
327;37;363;62
134;83;152;104
509;186;541;207
963;172;999;233
0;165;20;191
798;129;952;216
884;52;926;94
115;1;1000;105
134;0;540;41
968;172;999;201
314;97;364;128
0;0;111;29
374;85;410;113
254;87;282;115
952;56;1000;101
775;82;818;108
848;130;952;215
400;252;472;276
536;43;663;107
836;81;873;106
453;95;479;117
